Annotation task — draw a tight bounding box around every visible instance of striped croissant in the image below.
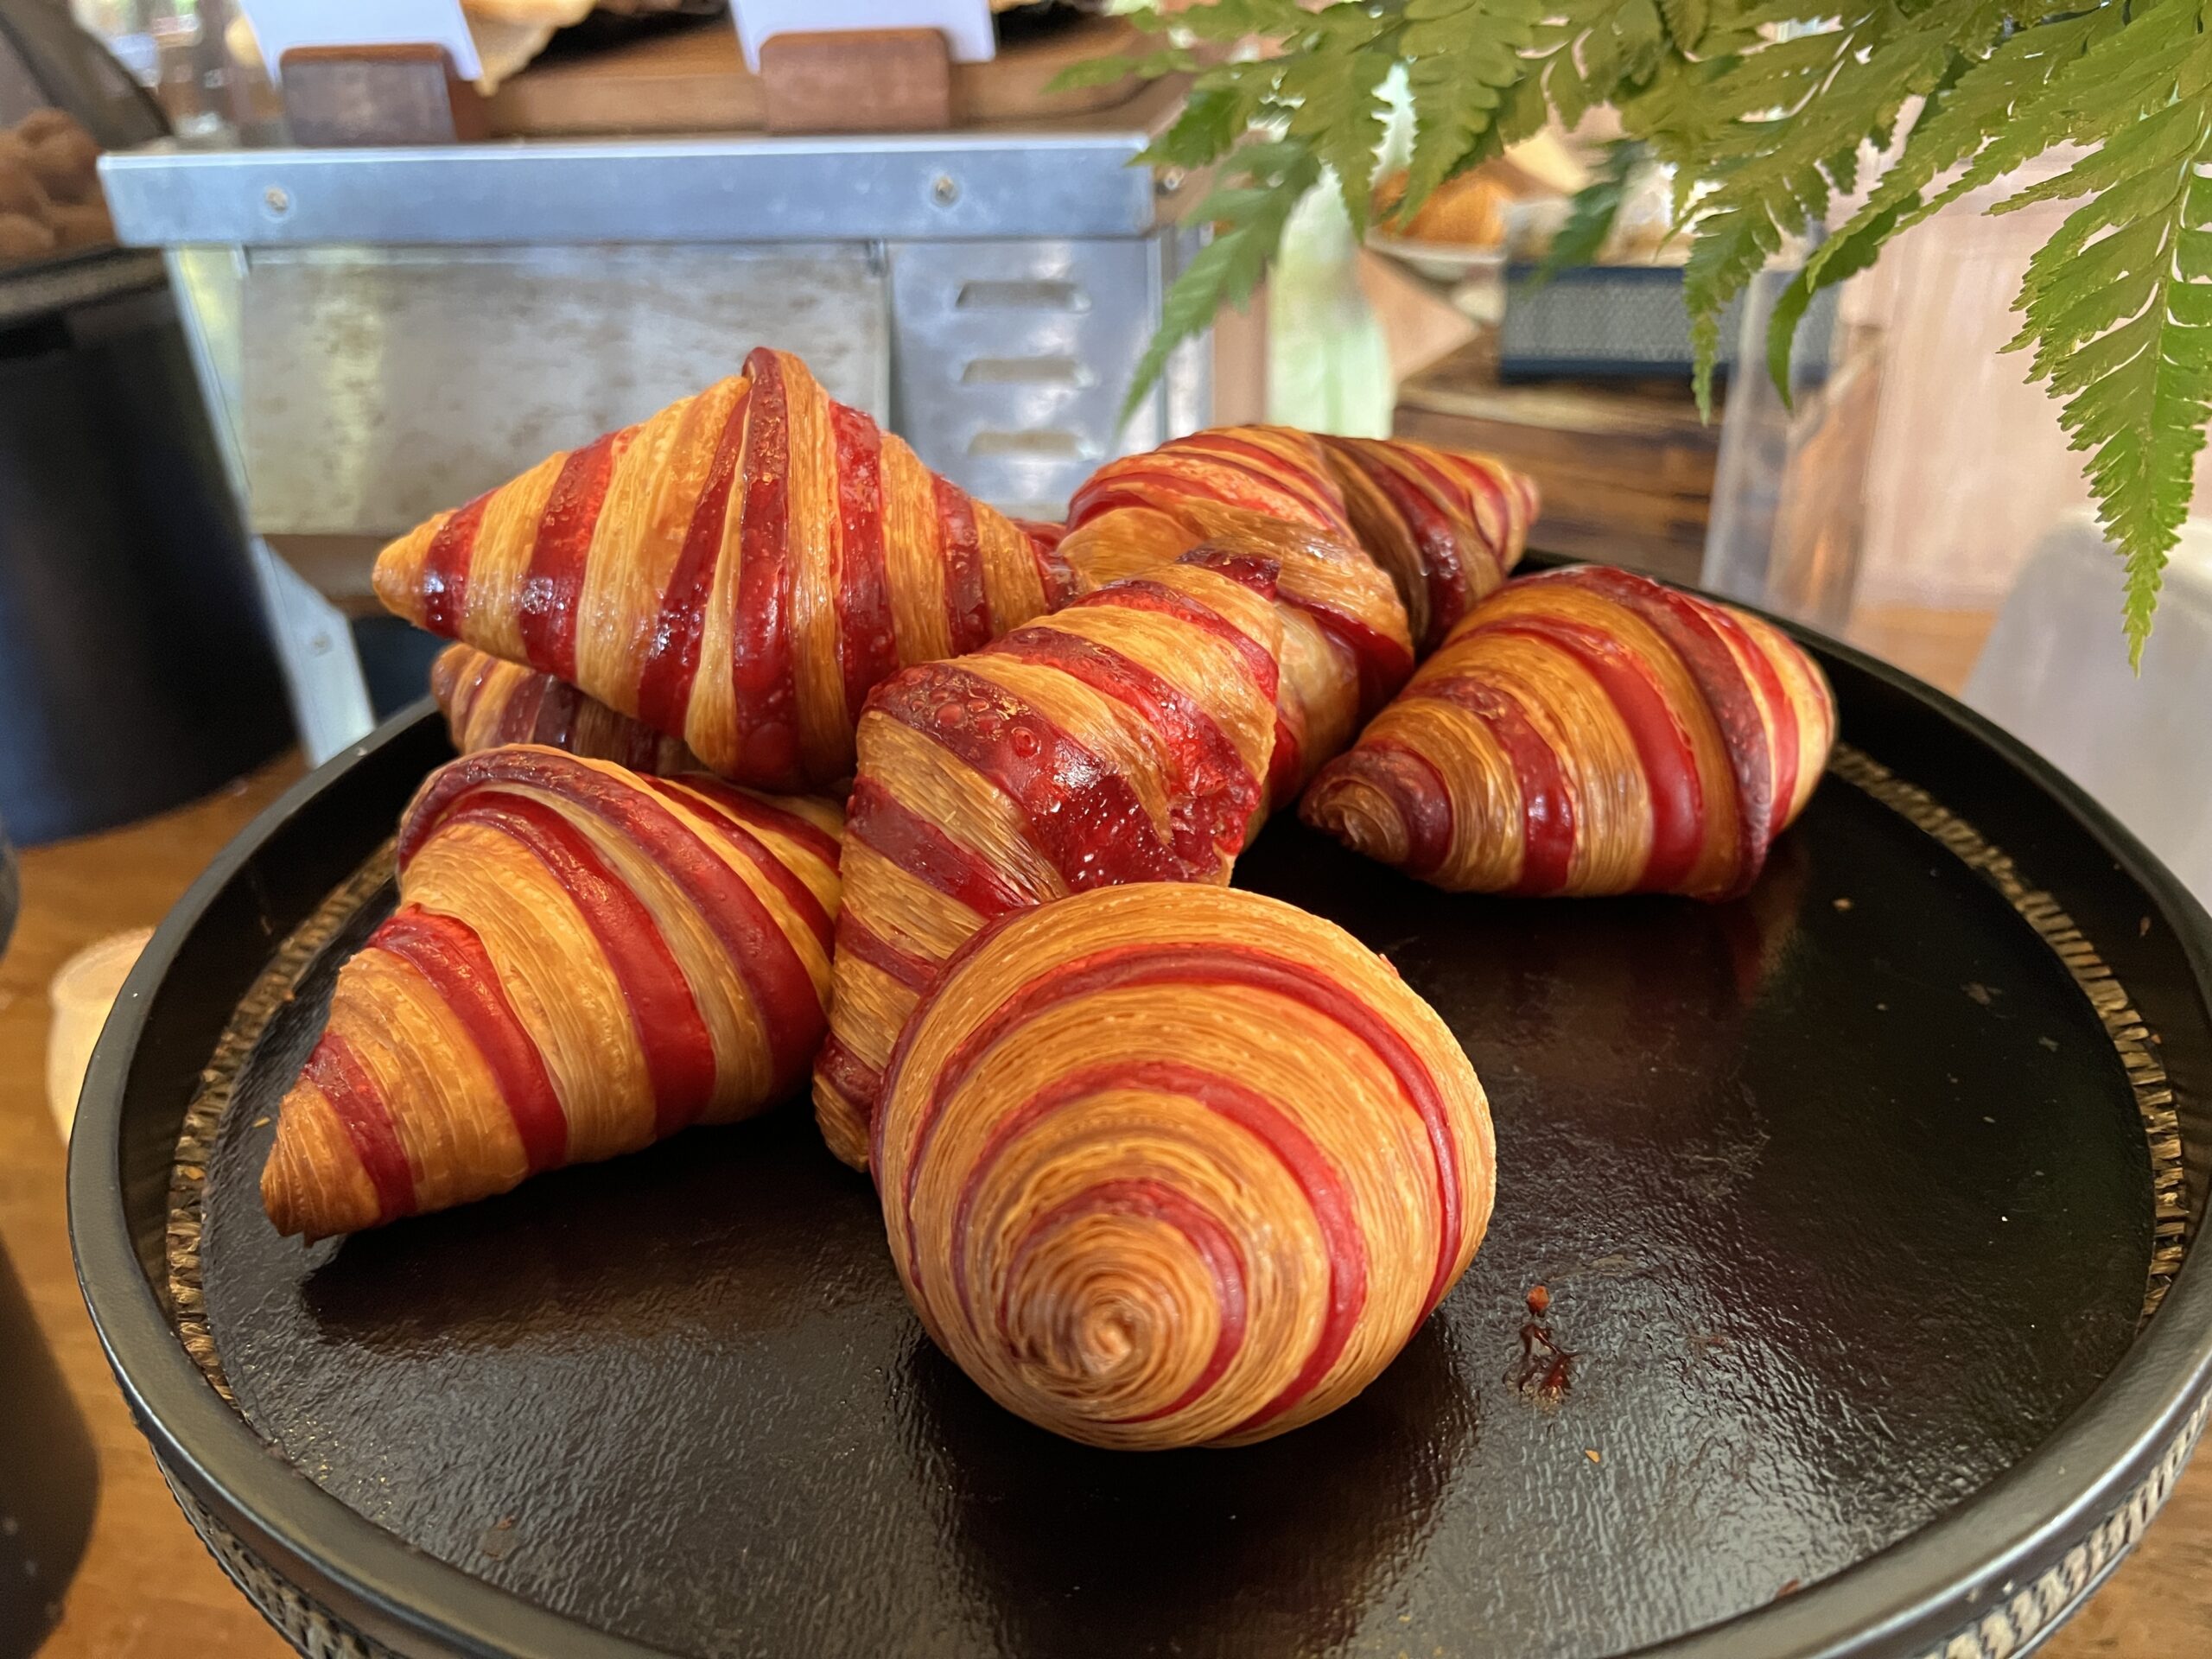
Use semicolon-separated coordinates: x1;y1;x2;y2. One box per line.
876;882;1497;1449
1300;566;1837;899
814;549;1285;1172
433;644;702;776
1315;435;1541;653
1058;499;1414;810
374;347;1073;793
261;747;842;1238
1070;425;1538;657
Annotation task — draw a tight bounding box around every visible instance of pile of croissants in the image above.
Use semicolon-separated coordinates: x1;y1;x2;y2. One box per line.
261;346;1835;1450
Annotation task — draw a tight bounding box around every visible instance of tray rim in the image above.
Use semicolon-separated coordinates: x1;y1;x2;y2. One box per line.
68;613;2212;1659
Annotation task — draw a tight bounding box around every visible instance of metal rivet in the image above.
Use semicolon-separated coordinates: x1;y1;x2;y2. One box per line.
263;185;291;215
930;175;959;207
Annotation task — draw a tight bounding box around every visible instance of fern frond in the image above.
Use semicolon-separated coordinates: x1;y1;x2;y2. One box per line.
1997;4;2212;662
1399;0;1545;220
1121;142;1324;423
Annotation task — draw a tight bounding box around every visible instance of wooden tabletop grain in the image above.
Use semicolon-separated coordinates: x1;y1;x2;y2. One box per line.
0;732;2201;1656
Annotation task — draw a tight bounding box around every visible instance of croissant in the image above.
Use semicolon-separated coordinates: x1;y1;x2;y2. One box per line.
1314;435;1541;652
374;347;1073;792
1300;565;1836;899
875;882;1496;1448
432;644;702;775
261;746;842;1238
1069;425;1538;657
813;549;1285;1171
1058;499;1414;808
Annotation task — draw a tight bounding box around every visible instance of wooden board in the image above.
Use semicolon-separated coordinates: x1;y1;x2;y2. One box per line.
485;15;1142;137
1396;332;1719;586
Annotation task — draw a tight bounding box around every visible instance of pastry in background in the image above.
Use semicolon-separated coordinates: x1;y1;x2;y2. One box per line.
432;644;701;775
1301;566;1835;899
813;549;1284;1171
876;882;1496;1448
0;110;112;266
261;747;842;1238
1373;167;1513;247
374;346;1072;794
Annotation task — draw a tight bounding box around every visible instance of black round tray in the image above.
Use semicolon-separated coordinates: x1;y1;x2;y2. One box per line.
71;623;2212;1659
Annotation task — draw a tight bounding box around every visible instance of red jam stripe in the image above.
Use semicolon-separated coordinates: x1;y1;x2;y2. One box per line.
1561;568;1775;893
417;492;492;639
428;790;716;1135
644;777;836;955
830;403;899;724
1281;592;1417;718
671;775;841;870
1266;714;1304;808
1091;576;1281;708
887;940;1461;1324
835;911;938;993
871;664;1197;891
305;1033;416;1223
815;1035;882;1124
1419;673;1578;894
997;1177;1251;1425
1011;518;1075;607
1068;467;1262;525
1699;603;1801;836
1478;613;1705;892
1342;444;1470;645
933;474;994;654
373;906;568;1173
529;678;583;753
728;348;803;787
1333;741;1456;880
517;428;625;683
846;776;1030;919
989;625;1260;866
636;381;753;737
490;670;548;747
1172;431;1350;535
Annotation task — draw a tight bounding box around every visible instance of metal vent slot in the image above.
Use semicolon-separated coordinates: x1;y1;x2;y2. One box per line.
955;279;1089;312
967;429;1096;460
959;356;1094;386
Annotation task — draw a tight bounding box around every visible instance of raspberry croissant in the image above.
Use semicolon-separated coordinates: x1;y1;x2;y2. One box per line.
1301;566;1836;899
1070;425;1538;657
374;347;1072;793
814;550;1285;1172
1314;435;1541;652
875;882;1496;1449
261;747;842;1239
433;644;702;776
1058;499;1414;809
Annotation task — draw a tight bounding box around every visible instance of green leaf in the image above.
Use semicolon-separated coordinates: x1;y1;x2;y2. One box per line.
1121;142;1323;424
1281;22;1397;234
1047;54;1147;94
1995;2;2212;664
1764;201;1897;405
1656;0;1707;54
1138;82;1253;172
1397;0;1544;223
1528;139;1643;287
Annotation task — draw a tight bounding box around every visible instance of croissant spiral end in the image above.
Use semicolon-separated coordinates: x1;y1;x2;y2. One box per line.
1303;566;1837;899
877;882;1496;1450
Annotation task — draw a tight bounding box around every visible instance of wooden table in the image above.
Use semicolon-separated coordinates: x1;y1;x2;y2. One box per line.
0;748;2202;1656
